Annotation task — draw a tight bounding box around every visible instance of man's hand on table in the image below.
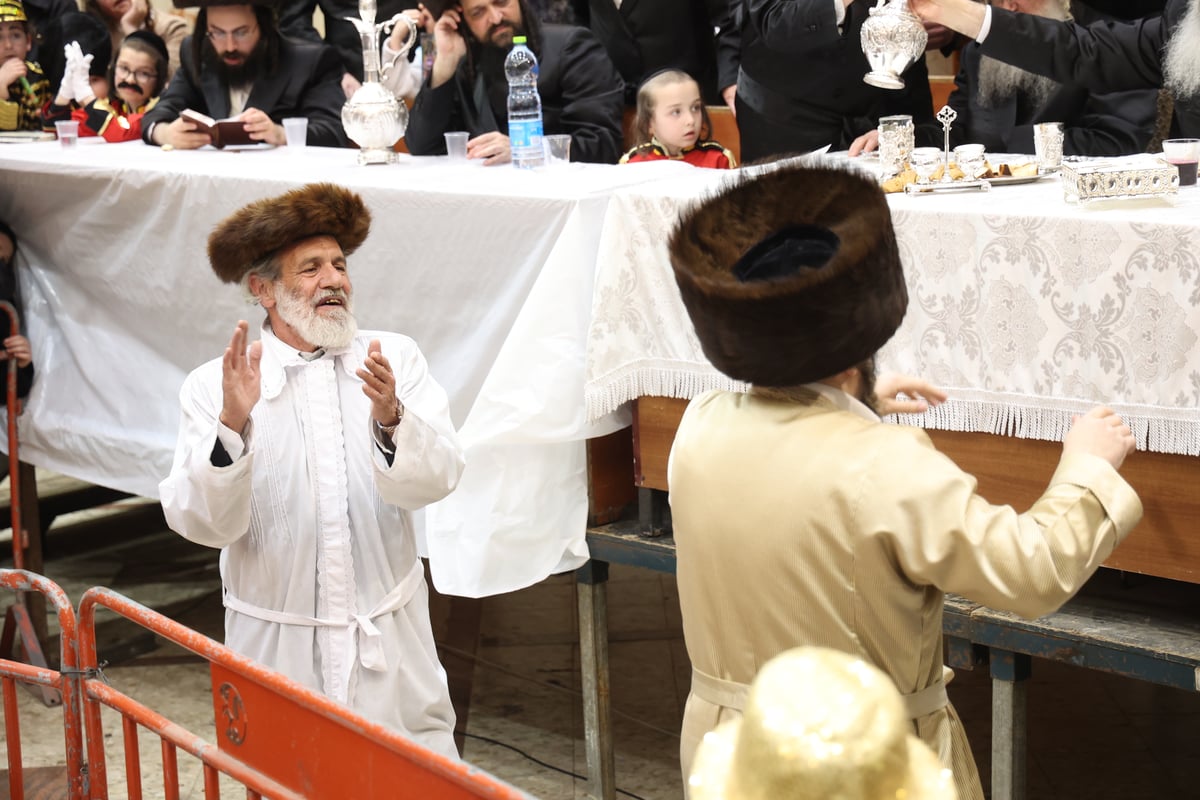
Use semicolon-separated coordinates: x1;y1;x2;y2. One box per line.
467;131;511;165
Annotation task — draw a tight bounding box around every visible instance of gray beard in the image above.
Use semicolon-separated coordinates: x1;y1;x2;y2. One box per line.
976;56;1061;108
975;1;1070;108
1164;0;1200;100
274;285;358;350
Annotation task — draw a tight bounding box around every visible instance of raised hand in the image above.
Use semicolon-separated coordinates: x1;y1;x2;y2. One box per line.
430;8;466;88
219;321;262;434
874;373;948;416
1063;406;1136;471
356;339;402;428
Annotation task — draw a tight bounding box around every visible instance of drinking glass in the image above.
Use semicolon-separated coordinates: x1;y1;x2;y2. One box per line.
910;147;941;184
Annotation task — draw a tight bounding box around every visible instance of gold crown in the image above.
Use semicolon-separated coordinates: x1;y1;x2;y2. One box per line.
0;0;27;22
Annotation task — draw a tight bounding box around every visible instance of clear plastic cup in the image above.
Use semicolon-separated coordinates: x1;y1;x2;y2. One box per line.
282;117;308;149
444;131;468;160
1163;138;1200;186
542;133;572;166
55;120;79;148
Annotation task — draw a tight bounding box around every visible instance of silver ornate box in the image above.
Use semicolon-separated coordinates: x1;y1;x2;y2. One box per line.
1061;155;1179;203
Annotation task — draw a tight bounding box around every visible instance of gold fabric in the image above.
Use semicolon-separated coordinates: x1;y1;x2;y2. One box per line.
670;389;1143;800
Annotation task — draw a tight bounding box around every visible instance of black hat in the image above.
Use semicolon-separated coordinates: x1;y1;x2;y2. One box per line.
122;29;169;65
39;12;112;87
668;164;908;388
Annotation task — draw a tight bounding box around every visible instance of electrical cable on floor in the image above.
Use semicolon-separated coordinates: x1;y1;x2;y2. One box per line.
456;730;649;800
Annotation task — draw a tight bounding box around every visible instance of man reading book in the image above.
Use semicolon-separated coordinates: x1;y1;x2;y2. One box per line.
141;0;346;149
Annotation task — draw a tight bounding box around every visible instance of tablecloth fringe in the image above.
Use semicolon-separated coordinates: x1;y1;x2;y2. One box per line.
586;366;1200;457
584;364;741;422
895;400;1200;457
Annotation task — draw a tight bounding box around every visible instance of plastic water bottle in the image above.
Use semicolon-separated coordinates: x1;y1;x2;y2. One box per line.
506;35;544;169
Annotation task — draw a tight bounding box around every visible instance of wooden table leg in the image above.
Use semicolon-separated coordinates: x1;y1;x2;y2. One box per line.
577;560;614;800
990;650;1030;800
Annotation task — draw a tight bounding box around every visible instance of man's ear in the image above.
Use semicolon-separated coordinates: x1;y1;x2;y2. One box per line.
248;274;275;309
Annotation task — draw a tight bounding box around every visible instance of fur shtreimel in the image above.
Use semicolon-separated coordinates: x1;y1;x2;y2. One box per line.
668;164;907;388
208;183;371;283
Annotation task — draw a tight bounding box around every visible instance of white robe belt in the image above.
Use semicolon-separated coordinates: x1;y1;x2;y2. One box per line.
223;560;424;672
690;664;951;719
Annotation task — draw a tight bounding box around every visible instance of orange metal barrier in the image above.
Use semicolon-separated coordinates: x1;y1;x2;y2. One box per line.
0;569;85;800
1;570;534;799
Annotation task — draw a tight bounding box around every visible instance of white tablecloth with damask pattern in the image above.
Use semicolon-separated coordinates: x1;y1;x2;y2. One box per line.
585;159;1200;455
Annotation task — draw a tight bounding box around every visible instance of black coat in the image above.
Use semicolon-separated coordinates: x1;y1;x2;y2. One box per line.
576;0;740;105
142;35;349;148
919;2;1156;157
736;0;935;162
405;24;624;163
981;0;1198;140
279;0;419;80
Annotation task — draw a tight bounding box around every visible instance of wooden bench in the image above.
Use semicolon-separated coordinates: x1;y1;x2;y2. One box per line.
577;524;1200;800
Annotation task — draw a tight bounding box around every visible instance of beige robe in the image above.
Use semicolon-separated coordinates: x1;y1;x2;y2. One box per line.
669;387;1142;800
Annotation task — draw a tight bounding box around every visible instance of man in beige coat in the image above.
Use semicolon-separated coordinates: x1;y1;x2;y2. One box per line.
667;164;1143;800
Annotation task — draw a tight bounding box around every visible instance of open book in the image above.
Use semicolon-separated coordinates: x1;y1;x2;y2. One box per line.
180;109;258;149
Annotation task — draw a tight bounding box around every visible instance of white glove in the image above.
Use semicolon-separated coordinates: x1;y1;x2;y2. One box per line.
56;42;81;102
68;49;95;104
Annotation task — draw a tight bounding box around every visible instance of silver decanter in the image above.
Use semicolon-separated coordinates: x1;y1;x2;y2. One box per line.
860;0;928;90
341;0;419;164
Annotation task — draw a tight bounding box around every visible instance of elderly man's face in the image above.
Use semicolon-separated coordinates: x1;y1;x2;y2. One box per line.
255;235;358;351
206;5;261;67
460;0;522;49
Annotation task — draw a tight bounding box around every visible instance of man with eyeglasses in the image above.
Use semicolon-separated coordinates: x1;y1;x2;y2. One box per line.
141;0;346;149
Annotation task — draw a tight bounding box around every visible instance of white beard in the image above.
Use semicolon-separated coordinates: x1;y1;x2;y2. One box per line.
976;55;1060;108
976;0;1070;108
1164;0;1200;100
274;284;358;350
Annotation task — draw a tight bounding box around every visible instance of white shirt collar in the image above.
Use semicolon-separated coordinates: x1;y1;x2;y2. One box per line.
258;321;361;399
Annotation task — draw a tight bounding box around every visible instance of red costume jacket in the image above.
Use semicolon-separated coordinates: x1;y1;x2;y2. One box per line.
620;139;736;169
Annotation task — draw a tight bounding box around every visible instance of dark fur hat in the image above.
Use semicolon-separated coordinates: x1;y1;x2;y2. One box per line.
207;183;371;283
669;164;907;387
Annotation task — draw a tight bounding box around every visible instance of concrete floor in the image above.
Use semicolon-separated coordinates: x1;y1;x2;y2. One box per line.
4;482;1200;799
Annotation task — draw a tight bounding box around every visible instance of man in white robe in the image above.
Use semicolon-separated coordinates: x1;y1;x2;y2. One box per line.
160;183;464;759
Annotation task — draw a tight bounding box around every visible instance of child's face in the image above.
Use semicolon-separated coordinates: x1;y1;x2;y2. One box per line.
0;21;31;63
649;80;703;156
114;45;157;106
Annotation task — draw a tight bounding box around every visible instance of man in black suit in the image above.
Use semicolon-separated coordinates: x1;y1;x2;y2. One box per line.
573;0;740;108
405;0;623;163
909;0;1200;140
142;0;347;148
736;0;937;163
914;0;1157;156
279;0;418;97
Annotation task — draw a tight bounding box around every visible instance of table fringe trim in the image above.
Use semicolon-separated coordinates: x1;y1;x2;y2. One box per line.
586;366;1200;456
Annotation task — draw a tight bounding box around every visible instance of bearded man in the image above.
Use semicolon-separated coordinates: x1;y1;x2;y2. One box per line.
141;0;346;148
908;0;1200;141
916;0;1156;155
404;0;624;164
160;183;464;758
666;164;1142;799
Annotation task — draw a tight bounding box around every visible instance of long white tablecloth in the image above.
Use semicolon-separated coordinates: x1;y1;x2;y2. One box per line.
0;139;698;596
586;162;1200;456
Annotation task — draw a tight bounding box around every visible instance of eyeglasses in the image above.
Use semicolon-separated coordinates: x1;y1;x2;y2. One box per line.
115;63;157;83
205;25;257;44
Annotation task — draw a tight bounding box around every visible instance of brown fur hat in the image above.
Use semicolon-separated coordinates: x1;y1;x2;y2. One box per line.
207;183;371;283
669;164;907;387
